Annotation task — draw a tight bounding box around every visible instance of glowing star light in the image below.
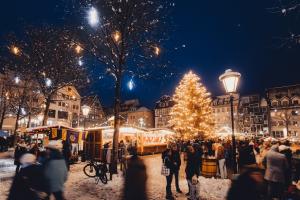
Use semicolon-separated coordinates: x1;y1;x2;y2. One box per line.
45;78;52;87
154;46;160;56
87;7;99;27
127;79;134;91
75;45;83;54
11;46;20;55
14;77;20;84
78;59;83;66
113;31;121;42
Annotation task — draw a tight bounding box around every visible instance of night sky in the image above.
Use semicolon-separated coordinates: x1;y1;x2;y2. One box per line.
1;0;300;108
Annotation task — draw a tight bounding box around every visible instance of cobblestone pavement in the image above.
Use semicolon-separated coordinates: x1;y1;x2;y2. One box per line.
0;154;230;200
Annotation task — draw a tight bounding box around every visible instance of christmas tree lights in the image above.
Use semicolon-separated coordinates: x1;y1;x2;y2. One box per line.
170;71;214;139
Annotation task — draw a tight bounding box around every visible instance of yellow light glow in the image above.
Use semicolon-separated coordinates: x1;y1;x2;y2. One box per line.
170;71;214;139
113;31;121;42
75;44;83;54
219;69;241;93
11;46;20;55
154;46;160;56
222;77;239;93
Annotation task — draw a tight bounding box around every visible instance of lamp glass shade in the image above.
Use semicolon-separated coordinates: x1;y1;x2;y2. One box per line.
219;69;241;93
81;105;91;116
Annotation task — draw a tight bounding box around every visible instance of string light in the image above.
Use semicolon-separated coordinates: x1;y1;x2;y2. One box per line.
170;71;214;139
11;46;20;55
113;31;121;42
75;45;83;54
154;46;160;56
14;76;20;84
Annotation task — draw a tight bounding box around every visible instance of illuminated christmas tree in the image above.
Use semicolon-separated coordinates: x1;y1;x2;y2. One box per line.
170;71;214;139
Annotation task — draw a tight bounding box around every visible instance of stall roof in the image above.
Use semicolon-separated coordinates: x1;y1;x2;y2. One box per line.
26;125;81;133
86;125;176;135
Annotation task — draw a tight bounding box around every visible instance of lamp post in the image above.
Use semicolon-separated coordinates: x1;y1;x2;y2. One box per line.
81;105;91;130
219;69;241;174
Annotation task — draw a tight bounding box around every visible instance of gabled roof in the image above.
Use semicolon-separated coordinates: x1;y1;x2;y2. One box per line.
136;106;151;112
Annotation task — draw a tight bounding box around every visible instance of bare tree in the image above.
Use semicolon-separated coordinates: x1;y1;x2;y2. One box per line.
0;72;15;129
75;0;173;172
269;0;300;47
274;109;298;136
4;27;88;126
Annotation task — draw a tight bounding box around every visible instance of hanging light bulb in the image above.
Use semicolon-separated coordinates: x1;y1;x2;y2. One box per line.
45;78;52;87
87;6;100;27
14;76;20;84
127;79;134;91
154;46;160;56
113;31;121;42
75;44;83;54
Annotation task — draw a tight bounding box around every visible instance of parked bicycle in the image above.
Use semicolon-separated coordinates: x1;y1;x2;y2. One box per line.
83;158;108;184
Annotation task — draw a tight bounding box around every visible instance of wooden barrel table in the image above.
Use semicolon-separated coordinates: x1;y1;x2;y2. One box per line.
201;157;217;178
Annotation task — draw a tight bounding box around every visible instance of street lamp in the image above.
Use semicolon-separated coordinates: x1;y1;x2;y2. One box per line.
219;69;241;174
81;105;91;130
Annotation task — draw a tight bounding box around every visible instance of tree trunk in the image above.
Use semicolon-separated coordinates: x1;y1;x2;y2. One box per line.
112;73;121;174
0;87;7;129
14;92;27;133
42;96;52;126
27;113;31;128
286;121;289;137
14;105;21;133
0;103;6;129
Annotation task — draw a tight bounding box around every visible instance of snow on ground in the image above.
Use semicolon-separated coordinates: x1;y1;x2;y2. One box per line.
0;154;231;200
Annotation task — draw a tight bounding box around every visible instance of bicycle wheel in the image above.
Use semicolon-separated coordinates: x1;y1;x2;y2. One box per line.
83;164;97;177
100;173;108;184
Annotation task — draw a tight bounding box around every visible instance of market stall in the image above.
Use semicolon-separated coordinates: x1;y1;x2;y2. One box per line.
84;126;176;160
25;125;85;162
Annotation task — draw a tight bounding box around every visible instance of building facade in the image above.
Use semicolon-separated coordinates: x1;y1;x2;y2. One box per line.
80;95;105;128
212;94;239;137
154;95;175;128
266;85;300;138
237;94;269;136
127;107;154;128
2;85;81;131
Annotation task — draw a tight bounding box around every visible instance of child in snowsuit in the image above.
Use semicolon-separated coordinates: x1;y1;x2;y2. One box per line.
188;175;200;200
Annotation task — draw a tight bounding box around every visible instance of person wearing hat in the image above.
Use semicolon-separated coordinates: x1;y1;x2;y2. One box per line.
8;153;47;200
44;140;68;200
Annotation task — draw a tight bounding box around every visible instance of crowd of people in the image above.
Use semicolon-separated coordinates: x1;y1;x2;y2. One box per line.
161;139;300;200
9;139;69;200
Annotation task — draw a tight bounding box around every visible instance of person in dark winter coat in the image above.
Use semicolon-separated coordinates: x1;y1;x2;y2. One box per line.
171;144;182;193
123;150;148;200
238;141;256;173
44;141;68;200
162;148;176;200
227;168;265;200
8;153;48;200
185;145;199;196
62;140;72;171
193;143;203;178
14;140;27;173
